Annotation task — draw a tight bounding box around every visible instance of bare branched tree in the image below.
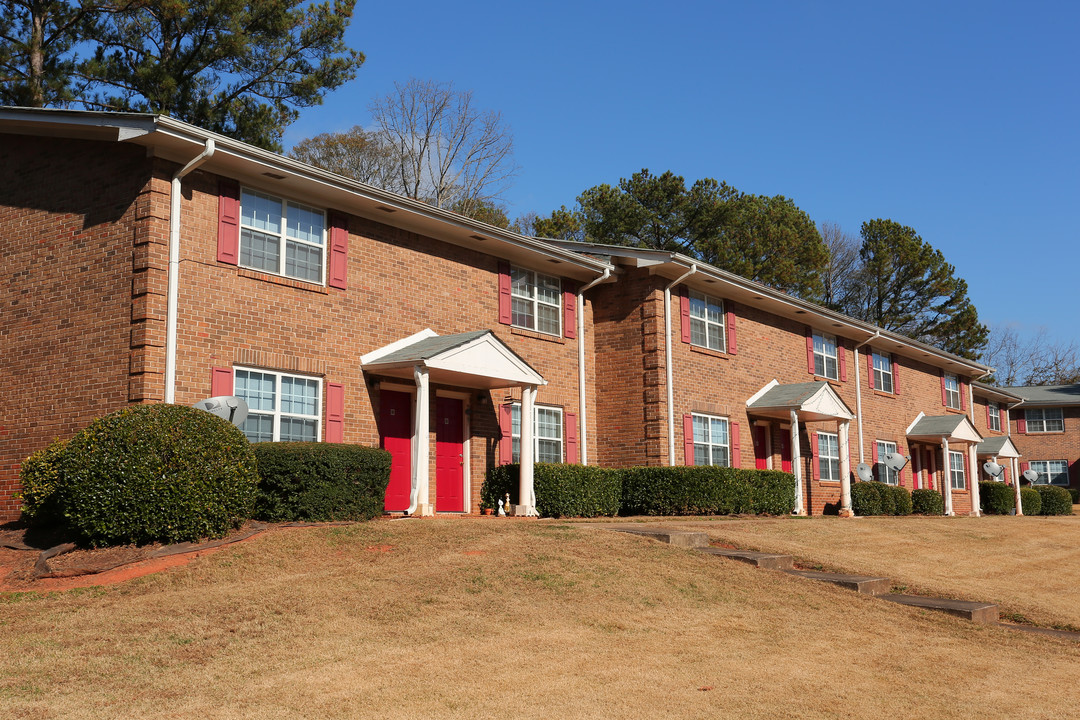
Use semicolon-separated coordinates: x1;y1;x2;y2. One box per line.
818;221;863;311
982;325;1080;386
368;78;518;213
288;125;403;192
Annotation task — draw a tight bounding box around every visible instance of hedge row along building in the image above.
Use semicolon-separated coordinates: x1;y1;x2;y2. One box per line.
1;108;1073;521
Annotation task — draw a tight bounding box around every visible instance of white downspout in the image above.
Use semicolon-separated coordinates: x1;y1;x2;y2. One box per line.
164;139;216;404
664;264;697;465
853;331;880;464
576;269;610;466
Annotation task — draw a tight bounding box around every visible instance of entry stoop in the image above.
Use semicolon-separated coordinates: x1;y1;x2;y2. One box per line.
782;569;891;596
699;547;793;570
882;594;999;624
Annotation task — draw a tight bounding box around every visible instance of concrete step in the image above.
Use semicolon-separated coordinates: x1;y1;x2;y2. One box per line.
882;594;999;624
699;547;793;570
783;569;891;596
599;525;709;548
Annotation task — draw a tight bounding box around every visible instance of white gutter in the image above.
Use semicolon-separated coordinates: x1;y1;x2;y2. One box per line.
853;331;880;463
164;139;216;404
576;269;611;465
664;264;697;465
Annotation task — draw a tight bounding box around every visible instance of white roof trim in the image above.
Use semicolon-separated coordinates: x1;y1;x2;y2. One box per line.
745;379;779;407
360;328;437;365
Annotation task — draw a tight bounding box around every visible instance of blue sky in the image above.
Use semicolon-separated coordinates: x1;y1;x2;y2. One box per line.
285;0;1079;355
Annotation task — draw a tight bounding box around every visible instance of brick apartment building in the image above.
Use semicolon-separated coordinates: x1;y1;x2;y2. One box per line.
2;108;1066;521
1005;385;1080;492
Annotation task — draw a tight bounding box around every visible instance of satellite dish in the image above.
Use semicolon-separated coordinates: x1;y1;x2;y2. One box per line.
192;396;249;427
983;461;1003;479
883;452;909;472
1022;469;1040;484
856;463;874;482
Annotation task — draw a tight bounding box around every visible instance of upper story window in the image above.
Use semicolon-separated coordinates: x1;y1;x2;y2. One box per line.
234;367;321;443
988;401;1001;431
813;331;838;380
240;188;325;283
876;440;899;485
511;267;561;336
944;373;961;410
872;351;893;393
1030;460;1069;486
691;413;730;467
689;290;726;352
949;450;966;490
817;432;840;482
511;404;564;463
1026;408;1064;433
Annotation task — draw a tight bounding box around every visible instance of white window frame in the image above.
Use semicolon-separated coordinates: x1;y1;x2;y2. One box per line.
239;187;326;284
688;290;726;352
988;401;1001;432
949;450;966;490
1025;408;1064;433
944;373;961;410
872;351;893;394
813;331;839;380
818;432;840;482
510;266;561;336
692;413;730;467
233;367;322;443
511;403;564;464
876;440;899;485
1029;460;1069;486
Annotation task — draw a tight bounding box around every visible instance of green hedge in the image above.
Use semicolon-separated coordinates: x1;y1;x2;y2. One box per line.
979;481;1015;515
482;464;621;518
1020;488;1041;516
851;482;912;516
1033;485;1073;516
911;488;944;515
253;443;392;522
1070;488;1079;504
18;438;68;525
58;404;258;546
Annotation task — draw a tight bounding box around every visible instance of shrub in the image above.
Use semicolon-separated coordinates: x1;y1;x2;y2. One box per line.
620;466;795;516
19;438;68;525
891;485;913;516
851;482;882;516
1070;488;1079;504
911;488;944;515
1020;488;1041;516
59;404;258;546
979;481;1015;515
253;443;392;522
534;464;622;518
1033;485;1073;516
481;464;519;512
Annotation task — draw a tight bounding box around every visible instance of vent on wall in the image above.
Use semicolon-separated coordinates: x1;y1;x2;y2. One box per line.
262;172;287;180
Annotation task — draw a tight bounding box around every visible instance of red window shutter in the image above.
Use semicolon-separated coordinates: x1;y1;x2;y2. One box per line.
838;342;847;382
810;432;820;480
680;287;691;343
805;328;815;374
563;281;577;339
498;404;512;464
872;441;879;481
1020;461;1030;473
892;354;900;395
327;212;348;290
731;422;741;468
326;382;344;443
960;381;968;411
867;351;875;390
683;414;695;465
1002;466;1009;484
217;179;241;265
999;408;1006;431
726;303;737;354
565;412;579;464
497;262;512;325
1017;415;1027;434
940;372;947;406
211;366;233;396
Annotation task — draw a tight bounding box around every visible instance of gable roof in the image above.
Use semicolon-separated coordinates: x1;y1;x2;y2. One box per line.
1003;384;1080;407
971;382;1024;404
976;435;1021;458
905;413;982;443
746;380;855;421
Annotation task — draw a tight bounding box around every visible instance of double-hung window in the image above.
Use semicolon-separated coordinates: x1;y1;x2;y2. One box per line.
692;413;730;466
817;432;840;482
240;188;325;283
876;440;899;485
1030;460;1069;486
813;331;838;380
988;401;1001;431
689;290;726;352
511;404;564;463
872;352;894;393
949;450;966;490
234;368;321;443
944;374;961;410
511;267;561;335
1025;408;1064;433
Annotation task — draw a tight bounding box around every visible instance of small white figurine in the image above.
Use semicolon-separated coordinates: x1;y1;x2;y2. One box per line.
497;498;506;517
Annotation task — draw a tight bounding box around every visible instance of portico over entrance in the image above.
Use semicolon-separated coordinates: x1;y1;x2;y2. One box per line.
361;329;547;516
906;413;984;516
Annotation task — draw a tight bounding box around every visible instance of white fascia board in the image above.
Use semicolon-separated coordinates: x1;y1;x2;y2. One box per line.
360;329;438;366
426;335;547;386
746;380;780;406
905;412;926;436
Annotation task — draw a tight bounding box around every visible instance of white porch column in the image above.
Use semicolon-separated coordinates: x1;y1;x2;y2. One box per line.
968;445;981;517
790;410;804;515
411;366;431;516
519;384;538;516
942;436;954;516
1012;457;1023;516
839;420;853;517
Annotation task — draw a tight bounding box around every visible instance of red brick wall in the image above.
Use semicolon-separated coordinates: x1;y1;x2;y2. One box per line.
1011;406;1080;490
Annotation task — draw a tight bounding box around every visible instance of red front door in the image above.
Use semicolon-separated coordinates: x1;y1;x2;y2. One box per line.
436;397;465;512
380;390;412;512
753;425;768;470
780;432;792;474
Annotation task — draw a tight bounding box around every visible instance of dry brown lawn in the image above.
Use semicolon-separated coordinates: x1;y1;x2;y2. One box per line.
665;512;1080;631
2;518;1078;719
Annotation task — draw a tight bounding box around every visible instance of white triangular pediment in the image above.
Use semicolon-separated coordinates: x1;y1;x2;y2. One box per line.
426;335;545;386
804;384;855;420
